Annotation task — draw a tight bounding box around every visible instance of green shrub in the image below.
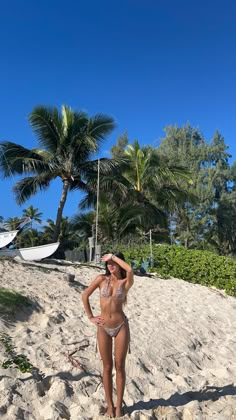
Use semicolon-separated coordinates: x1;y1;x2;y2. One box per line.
121;244;236;297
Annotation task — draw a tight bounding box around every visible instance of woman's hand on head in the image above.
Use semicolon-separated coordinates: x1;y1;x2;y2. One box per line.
101;253;113;262
90;315;104;325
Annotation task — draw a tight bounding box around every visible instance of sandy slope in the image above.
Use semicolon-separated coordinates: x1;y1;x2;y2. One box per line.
0;258;236;420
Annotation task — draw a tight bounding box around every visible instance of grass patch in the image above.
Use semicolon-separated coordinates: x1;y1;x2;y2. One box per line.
0;288;30;313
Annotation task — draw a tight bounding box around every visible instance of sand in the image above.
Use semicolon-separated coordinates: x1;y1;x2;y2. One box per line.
0;257;236;419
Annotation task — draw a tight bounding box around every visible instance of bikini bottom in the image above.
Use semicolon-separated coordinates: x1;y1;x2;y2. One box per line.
102;320;125;337
96;316;131;353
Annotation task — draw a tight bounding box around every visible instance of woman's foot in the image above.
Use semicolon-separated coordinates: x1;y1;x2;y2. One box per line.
105;405;115;418
115;406;124;417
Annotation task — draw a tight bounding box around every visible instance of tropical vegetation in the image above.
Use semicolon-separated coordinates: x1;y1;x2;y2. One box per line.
0;105;117;241
120;244;236;297
1;106;236;281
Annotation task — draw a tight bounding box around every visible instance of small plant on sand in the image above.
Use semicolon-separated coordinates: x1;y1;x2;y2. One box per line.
0;333;44;379
0;332;34;373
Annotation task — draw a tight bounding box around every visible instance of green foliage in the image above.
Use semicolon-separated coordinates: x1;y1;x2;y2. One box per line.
0;105;116;242
0;288;30;312
158;124;236;254
22;205;43;227
121;244;236;297
111;130;129;158
0;333;40;375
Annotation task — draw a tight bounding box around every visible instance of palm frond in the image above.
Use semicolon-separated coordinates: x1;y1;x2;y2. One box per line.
78;191;97;210
0;142;54;175
29;106;63;152
77;157;125;178
31;148;53;160
87;114;116;143
13;172;55;204
62;108;88;150
70;211;95;238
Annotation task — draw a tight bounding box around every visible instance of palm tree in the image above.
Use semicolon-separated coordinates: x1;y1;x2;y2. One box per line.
73;196;163;246
20;229;41;247
78;140;192;244
22;205;43;228
0;105;116;241
123;141;191;205
71;211;95;240
4;217;22;231
42;217;79;249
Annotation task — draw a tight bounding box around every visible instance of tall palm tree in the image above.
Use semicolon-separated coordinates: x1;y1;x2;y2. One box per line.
22;205;43;228
79;140;192;242
123;141;191;205
0;105;116;241
123;140;147;192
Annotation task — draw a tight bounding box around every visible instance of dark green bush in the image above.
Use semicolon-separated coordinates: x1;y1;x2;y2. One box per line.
121;244;236;297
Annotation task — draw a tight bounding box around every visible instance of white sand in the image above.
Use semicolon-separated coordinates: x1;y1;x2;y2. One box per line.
0;258;236;420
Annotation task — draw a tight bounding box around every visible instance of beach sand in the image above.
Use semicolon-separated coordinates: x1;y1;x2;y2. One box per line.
0;258;236;419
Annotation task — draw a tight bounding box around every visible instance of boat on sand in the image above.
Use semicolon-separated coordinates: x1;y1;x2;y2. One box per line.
0;230;19;248
0;242;60;261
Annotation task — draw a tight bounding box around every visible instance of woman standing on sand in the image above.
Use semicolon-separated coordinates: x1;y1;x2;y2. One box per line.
82;252;134;418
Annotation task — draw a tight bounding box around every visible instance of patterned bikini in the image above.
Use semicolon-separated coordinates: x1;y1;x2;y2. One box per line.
100;276;128;337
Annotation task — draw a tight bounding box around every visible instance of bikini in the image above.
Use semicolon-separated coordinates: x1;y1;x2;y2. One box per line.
95;276;131;354
100;276;128;338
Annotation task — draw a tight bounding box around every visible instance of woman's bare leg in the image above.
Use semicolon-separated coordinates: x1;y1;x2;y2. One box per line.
97;326;115;417
114;322;129;416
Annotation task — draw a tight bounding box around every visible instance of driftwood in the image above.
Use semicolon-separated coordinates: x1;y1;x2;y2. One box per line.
65;339;90;371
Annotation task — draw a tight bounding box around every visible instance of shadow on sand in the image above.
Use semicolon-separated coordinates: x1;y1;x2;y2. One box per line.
125;384;236;413
0;289;42;325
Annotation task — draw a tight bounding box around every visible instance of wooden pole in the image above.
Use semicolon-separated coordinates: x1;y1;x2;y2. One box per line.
150;229;153;267
95;159;100;263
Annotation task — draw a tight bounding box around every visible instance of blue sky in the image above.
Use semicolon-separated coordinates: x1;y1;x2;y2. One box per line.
0;0;235;223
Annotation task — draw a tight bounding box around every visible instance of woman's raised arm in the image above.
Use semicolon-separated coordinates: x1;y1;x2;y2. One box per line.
101;253;134;290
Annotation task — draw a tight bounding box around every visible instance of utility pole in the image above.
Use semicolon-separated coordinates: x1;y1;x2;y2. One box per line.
150;229;153;268
95;159;101;263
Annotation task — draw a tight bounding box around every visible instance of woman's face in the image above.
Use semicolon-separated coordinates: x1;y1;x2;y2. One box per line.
107;259;120;275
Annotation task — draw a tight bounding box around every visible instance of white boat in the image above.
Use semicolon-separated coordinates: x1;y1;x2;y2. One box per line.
0;230;19;248
0;242;60;261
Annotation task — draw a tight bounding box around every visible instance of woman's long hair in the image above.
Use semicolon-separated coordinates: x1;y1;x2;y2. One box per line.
105;251;126;279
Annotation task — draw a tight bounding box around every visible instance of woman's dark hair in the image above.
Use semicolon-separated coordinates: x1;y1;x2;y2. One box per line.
105;252;126;278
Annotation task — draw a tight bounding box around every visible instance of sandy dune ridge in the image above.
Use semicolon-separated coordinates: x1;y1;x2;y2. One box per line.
0;258;236;419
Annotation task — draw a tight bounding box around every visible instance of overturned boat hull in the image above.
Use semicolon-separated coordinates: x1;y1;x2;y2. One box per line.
0;230;19;248
0;242;60;261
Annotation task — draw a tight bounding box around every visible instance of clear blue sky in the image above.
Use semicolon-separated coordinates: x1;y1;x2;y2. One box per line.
0;0;235;223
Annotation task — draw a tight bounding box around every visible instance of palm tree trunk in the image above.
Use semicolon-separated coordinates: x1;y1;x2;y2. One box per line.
136;162;141;192
53;179;70;242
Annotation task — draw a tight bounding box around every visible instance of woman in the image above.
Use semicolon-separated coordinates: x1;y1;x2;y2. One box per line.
82;252;134;417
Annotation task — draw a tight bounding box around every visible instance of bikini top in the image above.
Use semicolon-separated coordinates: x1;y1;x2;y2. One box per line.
100;276;126;301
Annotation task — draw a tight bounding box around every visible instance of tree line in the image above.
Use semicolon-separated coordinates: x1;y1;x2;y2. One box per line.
0;105;235;256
